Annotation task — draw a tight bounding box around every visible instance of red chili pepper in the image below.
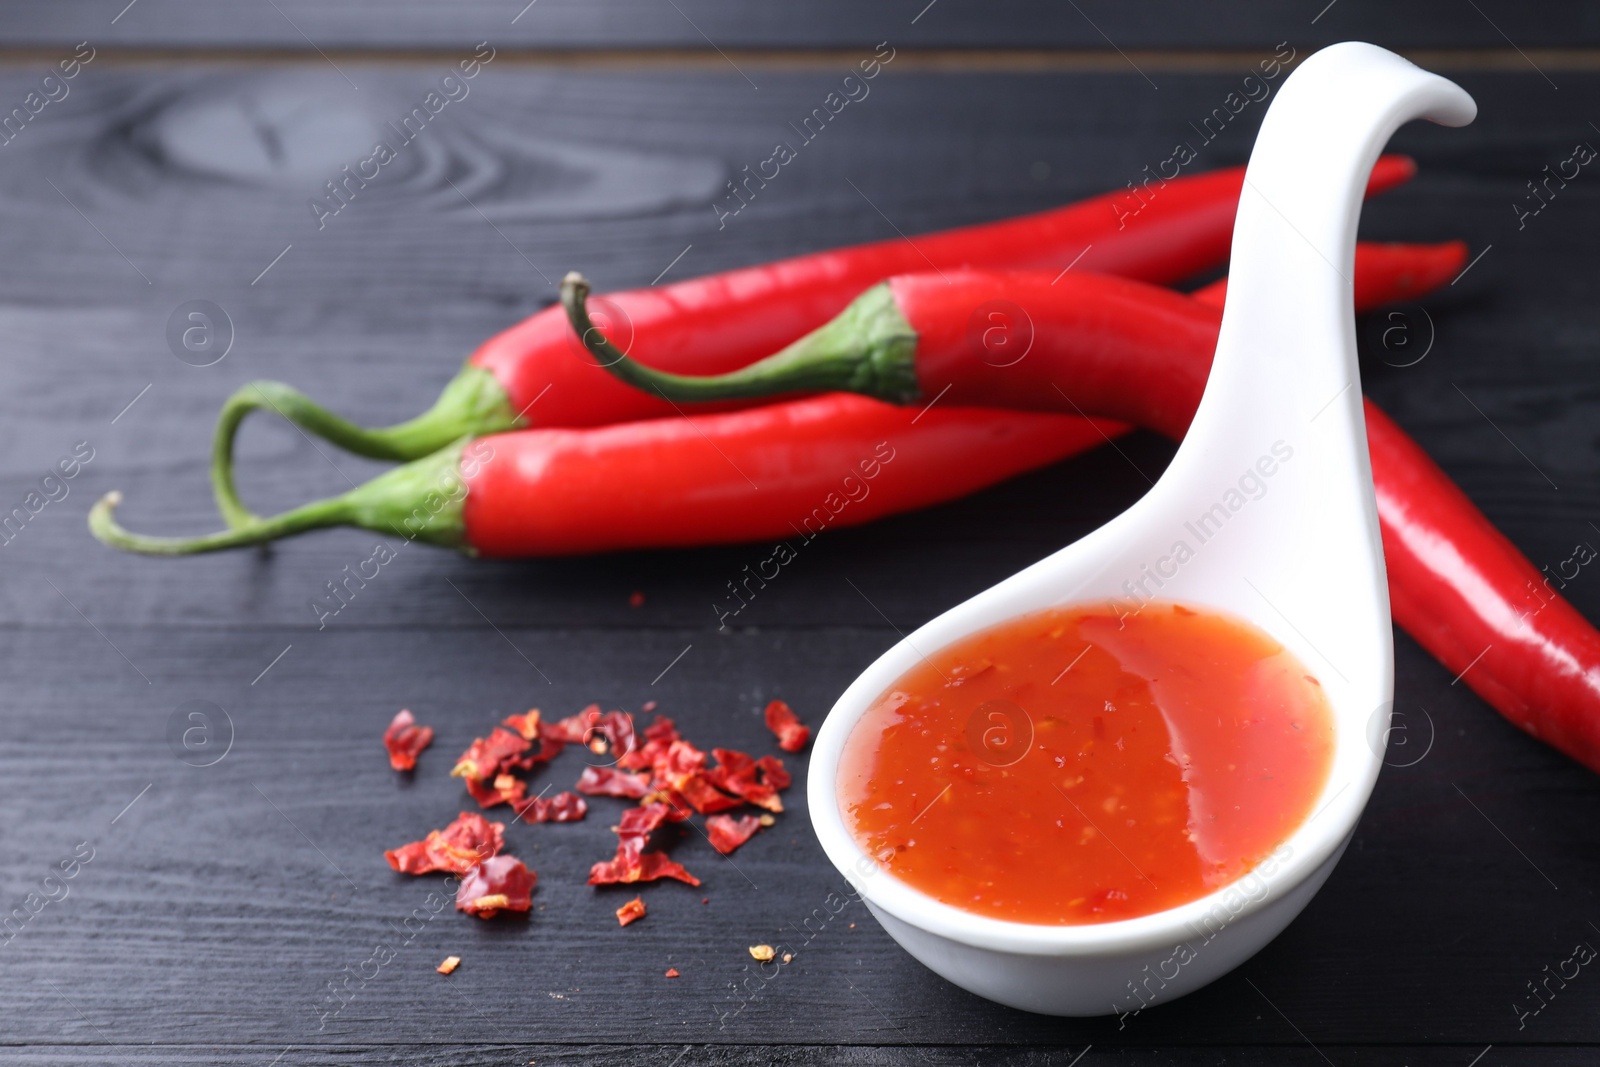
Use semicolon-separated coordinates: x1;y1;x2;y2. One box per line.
92;397;1114;557
579;259;1600;774
564;242;1466;431
205;158;1414;528
89;247;1444;560
1186;283;1600;769
1189;239;1458;311
382;709;433;771
763;699;810;753
1363;408;1600;771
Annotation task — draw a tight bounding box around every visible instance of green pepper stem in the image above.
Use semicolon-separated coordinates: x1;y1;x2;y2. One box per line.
211;365;522;528
94;443;472;556
559;271;923;406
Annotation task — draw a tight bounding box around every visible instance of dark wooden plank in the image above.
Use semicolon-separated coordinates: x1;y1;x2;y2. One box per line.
5;1047;1600;1066
0;67;1590;633
2;60;1599;1060
0;1;1597;52
2;624;1600;1048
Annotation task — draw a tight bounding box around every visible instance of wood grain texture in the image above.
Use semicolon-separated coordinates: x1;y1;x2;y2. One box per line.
0;54;1597;1063
0;1;1597;52
0;67;1591;631
3;625;1600;1050
6;1048;1600;1066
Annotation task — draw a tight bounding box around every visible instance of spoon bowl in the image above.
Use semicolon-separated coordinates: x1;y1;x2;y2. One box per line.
808;42;1476;1016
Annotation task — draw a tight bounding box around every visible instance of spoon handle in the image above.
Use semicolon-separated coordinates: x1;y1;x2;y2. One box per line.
1180;43;1475;492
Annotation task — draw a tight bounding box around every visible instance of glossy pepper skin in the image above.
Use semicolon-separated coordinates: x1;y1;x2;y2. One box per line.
1365;399;1600;770
1192;283;1600;769
574;242;1467;425
1198;281;1600;770
92;400;1117;562
207;155;1417;527
93;242;1454;562
459;397;1112;557
888;250;1468;438
1196;279;1600;771
584;258;1600;774
474;157;1415;431
473;155;1414;428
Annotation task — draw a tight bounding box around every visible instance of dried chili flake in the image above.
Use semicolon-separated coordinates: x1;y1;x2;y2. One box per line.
741;791;782;815
756;755;792;791
763;700;810;753
617;801;677;839
457;855;536;918
633;852;700;886
664;967;680;978
706;814;763;855
589;802;700;887
453;727;531;783
386;812;505;875
616;896;647;926
618;715;679;773
500;712;572;767
589;848;697;887
541;704;603;744
646;739;747;814
707;745;751;773
661;739;707;778
514;736;567;770
462;781;498;807
497;773;530;804
437;955;461;975
383;709;434;771
595;710;639;761
629;591;646;608
672;774;743;814
705;748;785;813
641;700;659;714
749;944;775;962
514;790;588;823
452;727;543;809
640;788;696;822
575;766;652;799
554;707;640;761
459;770;519;809
501;709;542;740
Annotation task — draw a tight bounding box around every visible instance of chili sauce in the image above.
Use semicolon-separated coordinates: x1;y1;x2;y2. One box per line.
838;601;1335;925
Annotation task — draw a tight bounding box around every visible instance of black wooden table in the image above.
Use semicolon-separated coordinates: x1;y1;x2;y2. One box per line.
3;4;1599;1064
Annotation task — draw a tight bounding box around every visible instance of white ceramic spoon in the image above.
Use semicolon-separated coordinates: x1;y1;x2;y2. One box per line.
808;42;1476;1017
